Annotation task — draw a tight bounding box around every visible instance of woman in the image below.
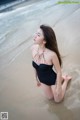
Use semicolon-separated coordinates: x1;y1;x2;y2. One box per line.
31;24;72;103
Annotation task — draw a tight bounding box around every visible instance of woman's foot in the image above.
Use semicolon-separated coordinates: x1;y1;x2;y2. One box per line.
62;75;72;83
65;75;72;83
63;75;72;89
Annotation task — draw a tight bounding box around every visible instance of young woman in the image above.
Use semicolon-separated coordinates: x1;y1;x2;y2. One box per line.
31;25;72;103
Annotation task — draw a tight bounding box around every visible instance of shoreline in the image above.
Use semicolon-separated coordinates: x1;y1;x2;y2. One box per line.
0;0;43;13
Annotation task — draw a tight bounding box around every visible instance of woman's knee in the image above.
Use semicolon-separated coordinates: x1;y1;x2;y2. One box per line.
45;92;54;100
54;98;62;103
54;94;63;103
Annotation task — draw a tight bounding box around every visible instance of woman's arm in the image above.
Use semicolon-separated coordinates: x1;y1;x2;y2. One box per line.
33;68;41;86
33;68;38;81
31;44;41;86
52;52;62;87
30;44;38;80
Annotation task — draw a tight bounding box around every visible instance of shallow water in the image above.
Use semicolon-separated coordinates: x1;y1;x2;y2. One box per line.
0;0;80;120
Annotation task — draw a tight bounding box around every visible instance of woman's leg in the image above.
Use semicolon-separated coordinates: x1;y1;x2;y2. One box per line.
51;75;72;103
41;83;54;100
61;76;72;99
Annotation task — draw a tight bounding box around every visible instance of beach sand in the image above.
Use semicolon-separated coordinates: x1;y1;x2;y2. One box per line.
0;0;80;120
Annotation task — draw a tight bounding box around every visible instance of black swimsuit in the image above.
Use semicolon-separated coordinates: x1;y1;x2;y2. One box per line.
32;47;57;86
32;61;57;86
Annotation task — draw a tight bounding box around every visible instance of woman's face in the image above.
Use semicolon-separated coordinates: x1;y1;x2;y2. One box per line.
33;28;46;45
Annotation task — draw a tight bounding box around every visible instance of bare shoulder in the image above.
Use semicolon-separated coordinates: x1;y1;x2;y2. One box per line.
45;49;58;64
51;51;58;62
47;49;57;58
51;51;57;58
49;50;60;66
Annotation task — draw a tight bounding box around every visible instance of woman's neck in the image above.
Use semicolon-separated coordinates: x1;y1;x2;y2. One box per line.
38;44;45;52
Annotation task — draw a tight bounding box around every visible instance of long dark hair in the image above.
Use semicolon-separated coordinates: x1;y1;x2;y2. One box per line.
40;24;62;66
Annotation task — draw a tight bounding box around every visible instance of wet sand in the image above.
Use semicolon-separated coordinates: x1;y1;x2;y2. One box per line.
0;0;80;120
0;49;76;120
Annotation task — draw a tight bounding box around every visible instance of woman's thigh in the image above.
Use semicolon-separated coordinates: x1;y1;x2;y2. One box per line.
41;83;54;99
51;85;63;102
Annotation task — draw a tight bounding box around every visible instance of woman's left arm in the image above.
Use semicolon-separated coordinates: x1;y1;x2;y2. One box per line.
52;52;62;87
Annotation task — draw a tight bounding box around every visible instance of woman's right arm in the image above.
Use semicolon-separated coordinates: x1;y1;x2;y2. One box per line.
33;68;41;86
31;44;41;86
33;68;38;81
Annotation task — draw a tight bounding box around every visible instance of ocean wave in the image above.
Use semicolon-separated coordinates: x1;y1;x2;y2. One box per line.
0;0;27;12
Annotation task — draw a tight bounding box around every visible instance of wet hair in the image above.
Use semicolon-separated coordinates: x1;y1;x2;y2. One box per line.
40;24;62;66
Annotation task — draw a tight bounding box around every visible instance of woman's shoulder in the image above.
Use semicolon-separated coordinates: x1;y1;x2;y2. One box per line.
47;49;57;57
45;49;57;61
